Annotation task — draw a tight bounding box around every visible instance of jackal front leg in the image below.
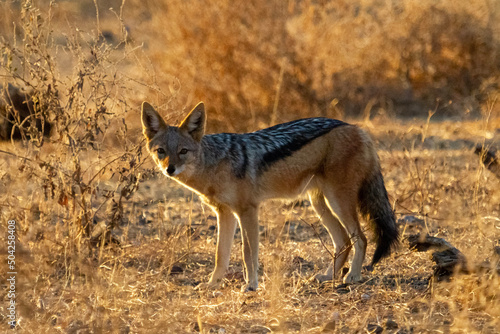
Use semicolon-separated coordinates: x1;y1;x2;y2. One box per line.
196;205;237;290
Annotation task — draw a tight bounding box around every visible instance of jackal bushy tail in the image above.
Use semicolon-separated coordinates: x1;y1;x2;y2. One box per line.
358;169;399;266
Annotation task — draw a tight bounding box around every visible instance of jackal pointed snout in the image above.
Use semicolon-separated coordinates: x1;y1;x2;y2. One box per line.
166;165;176;176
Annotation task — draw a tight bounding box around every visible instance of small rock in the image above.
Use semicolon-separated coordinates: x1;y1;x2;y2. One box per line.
408;233;457;252
292;256;306;265
432;247;467;279
208;326;225;334
361;293;371;301
335;283;351;294
385;319;399;329
367;323;383;334
321;321;336;332
493;245;500;257
248;325;271;333
268;318;280;330
398;215;425;227
169;265;183;275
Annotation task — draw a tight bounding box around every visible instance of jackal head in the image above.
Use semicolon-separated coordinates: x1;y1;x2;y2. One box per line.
141;102;205;178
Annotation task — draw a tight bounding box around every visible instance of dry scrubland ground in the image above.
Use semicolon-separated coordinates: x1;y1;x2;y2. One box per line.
2;118;500;333
1;0;500;333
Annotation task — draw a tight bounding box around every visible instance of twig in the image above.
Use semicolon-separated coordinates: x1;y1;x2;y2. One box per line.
300;217;359;280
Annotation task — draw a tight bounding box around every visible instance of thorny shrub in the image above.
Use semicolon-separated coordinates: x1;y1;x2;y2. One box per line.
0;2;144;257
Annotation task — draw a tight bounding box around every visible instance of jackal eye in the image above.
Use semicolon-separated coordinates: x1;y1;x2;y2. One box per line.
179;148;188;155
156;148;166;155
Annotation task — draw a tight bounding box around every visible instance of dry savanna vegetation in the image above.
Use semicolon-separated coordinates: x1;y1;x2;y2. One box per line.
1;0;500;333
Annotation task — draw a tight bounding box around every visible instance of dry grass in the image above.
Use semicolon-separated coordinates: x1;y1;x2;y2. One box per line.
0;0;499;333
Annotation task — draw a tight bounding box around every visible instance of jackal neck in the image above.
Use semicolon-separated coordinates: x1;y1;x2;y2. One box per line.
173;149;212;195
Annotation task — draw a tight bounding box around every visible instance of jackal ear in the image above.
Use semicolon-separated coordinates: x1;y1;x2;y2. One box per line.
141;102;167;140
179;102;206;142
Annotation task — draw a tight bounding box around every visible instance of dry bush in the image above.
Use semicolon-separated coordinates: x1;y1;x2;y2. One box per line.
0;0;143;300
289;0;500;117
138;0;500;130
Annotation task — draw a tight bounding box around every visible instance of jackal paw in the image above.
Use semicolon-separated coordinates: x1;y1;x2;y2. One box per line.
241;283;258;292
314;273;333;283
194;280;221;291
343;272;362;284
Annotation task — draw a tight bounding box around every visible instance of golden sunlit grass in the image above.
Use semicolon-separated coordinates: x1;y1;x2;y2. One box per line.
1;0;499;333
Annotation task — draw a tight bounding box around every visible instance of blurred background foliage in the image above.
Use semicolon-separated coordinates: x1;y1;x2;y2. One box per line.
142;0;500;130
1;0;499;131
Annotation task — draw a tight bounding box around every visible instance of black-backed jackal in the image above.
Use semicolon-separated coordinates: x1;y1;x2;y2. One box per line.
141;102;399;292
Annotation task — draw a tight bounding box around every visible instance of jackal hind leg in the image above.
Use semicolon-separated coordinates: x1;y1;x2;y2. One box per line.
322;189;367;284
309;191;351;283
236;205;260;292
